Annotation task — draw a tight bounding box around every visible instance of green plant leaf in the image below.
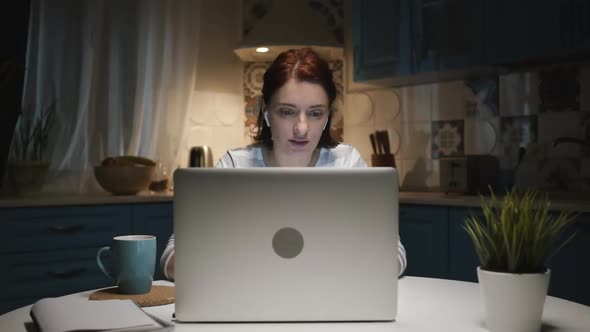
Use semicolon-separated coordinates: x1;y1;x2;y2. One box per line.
463;187;579;273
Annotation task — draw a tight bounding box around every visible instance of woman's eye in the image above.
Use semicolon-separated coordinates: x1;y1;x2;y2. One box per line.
278;108;297;117
309;110;325;119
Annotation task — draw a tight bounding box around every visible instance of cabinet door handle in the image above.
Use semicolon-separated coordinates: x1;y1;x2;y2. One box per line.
48;225;86;233
47;267;86;279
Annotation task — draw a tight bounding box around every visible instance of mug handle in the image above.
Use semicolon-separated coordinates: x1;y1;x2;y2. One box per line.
96;246;115;280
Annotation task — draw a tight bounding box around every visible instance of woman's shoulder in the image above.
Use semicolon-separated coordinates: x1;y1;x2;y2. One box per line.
217;145;264;168
319;144;367;167
227;144;261;156
329;143;357;154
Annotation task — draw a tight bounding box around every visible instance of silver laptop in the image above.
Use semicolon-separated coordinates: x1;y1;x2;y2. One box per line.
173;167;399;322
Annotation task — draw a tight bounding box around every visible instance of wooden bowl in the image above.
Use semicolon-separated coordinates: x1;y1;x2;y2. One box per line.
94;165;155;195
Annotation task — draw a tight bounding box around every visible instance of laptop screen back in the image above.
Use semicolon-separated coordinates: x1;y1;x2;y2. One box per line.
174;167;399;322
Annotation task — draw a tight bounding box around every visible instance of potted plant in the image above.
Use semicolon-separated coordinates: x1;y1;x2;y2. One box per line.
7;102;55;195
464;188;578;332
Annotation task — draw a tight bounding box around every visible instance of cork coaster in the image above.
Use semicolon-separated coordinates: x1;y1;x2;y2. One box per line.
89;285;175;307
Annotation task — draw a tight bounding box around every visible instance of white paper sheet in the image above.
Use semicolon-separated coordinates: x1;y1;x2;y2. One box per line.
30;297;167;332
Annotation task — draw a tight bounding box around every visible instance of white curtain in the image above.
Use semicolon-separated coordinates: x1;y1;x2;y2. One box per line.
13;0;201;193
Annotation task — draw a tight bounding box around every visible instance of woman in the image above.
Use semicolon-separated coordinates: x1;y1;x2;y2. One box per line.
161;48;407;280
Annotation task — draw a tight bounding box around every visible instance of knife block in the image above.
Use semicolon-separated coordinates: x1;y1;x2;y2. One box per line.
371;154;396;168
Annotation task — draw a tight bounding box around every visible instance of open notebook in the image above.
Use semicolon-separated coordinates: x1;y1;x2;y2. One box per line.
30;296;173;332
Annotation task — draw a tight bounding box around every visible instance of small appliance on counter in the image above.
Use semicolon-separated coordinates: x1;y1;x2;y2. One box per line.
189;146;213;167
439;155;499;195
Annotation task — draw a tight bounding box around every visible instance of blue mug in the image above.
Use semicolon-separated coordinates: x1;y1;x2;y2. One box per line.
96;235;156;294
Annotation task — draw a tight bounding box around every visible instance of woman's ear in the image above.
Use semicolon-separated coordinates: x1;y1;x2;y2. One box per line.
323;111;331;130
264;112;271;127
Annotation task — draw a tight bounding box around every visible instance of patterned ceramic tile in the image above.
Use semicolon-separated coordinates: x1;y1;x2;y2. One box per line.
500;115;538;146
399;158;437;191
368;89;401;124
401;84;432;122
431;81;473;121
244;60;343;98
243;62;270;100
431;120;464;158
343;92;373;126
539;65;580;113
538;158;581;191
513;158;540;191
329;60;344;97
243;0;344;43
242;0;272;37
465;78;499;117
464;118;497;155
499;71;540;116
308;0;345;44
538;111;582;158
398;122;432;160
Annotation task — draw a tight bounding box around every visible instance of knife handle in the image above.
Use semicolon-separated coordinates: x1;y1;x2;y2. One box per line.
370;133;377;154
382;131;391;154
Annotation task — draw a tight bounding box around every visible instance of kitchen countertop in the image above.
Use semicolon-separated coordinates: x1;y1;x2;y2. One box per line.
1;191;589;212
399;191;590;212
0;191;174;208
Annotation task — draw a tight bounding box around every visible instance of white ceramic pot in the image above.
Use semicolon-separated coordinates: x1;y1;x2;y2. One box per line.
477;267;550;332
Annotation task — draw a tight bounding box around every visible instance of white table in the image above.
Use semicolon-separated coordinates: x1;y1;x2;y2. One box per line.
1;277;589;332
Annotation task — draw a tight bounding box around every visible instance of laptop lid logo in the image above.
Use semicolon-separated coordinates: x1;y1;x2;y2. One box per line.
272;227;304;259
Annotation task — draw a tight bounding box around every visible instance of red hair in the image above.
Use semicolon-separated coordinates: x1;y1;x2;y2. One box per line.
252;48;338;148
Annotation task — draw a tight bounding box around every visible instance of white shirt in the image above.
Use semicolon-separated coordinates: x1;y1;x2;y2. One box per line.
160;144;407;279
215;144;368;168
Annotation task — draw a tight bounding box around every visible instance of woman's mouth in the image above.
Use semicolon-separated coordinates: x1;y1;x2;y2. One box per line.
289;140;309;148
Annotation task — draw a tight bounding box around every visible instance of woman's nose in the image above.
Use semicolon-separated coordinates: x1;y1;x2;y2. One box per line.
294;115;308;137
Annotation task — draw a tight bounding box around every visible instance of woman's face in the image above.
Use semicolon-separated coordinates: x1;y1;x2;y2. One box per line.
266;78;329;162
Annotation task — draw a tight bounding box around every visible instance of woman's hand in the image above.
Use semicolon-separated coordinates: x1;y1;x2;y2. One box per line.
167;254;175;280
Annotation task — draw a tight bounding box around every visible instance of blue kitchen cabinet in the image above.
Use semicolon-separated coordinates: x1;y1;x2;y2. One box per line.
0;205;132;314
0;205;131;254
0;202;174;314
557;0;590;56
399;205;448;278
412;0;485;72
132;203;174;281
448;207;482;282
353;0;485;81
352;0;412;81
0;247;113;314
484;0;543;64
485;0;590;65
547;213;590;306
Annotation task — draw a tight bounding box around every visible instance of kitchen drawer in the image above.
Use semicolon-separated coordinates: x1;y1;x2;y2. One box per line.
0;205;132;254
0;247;115;313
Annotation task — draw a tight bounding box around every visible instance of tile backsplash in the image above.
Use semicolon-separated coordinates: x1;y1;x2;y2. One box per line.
343;62;590;194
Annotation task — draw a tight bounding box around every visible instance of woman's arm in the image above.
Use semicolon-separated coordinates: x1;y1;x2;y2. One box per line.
398;236;407;276
160;234;175;281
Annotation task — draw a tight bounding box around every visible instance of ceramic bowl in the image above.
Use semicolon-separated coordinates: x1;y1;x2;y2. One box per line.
94;165;155;195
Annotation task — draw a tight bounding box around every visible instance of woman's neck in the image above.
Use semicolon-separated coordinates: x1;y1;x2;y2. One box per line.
262;145;320;167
